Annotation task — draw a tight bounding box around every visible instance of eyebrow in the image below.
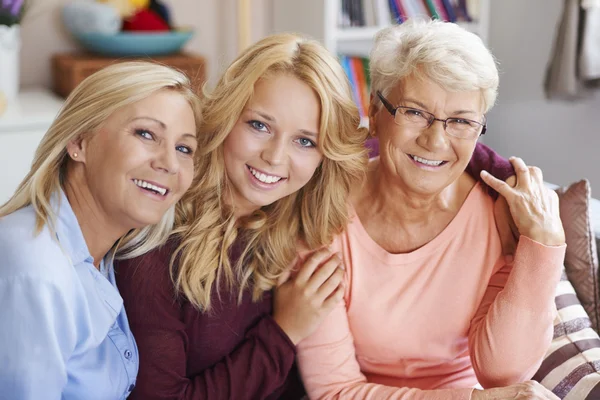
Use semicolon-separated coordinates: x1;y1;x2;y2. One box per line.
131;116;197;141
247;108;319;139
401;98;479;116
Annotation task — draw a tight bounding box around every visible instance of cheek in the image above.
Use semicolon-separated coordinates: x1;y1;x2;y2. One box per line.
453;141;478;164
291;152;323;183
179;160;195;192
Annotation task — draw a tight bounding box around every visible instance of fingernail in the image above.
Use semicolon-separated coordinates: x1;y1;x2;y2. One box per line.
481;170;489;176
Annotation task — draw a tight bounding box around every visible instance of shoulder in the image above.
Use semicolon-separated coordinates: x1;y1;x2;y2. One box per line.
115;241;179;305
0;206;73;284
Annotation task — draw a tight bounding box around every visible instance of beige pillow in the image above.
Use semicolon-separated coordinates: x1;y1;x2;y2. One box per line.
555;179;600;333
534;271;600;398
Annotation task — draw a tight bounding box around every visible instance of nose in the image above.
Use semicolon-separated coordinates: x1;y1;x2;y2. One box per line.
261;135;286;166
152;145;179;175
417;119;448;152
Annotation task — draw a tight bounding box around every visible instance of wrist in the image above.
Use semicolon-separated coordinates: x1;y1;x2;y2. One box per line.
272;316;301;345
521;225;566;247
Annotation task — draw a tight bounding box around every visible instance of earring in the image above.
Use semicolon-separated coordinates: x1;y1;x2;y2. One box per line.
72;153;78;158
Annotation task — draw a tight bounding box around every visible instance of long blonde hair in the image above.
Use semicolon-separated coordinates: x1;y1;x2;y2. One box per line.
173;33;368;310
0;61;202;258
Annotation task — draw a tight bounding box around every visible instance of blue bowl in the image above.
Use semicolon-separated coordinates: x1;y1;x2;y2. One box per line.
73;30;194;57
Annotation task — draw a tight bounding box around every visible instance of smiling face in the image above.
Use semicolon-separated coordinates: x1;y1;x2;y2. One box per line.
372;75;484;195
68;89;197;230
223;73;323;216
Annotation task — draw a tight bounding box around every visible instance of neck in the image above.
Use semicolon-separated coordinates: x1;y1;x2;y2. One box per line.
63;173;127;269
356;161;456;226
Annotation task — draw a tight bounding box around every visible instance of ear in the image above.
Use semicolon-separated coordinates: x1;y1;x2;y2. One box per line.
368;94;378;137
66;136;87;163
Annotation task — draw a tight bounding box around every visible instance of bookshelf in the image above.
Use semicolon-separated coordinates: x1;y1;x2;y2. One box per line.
273;0;491;58
273;0;490;126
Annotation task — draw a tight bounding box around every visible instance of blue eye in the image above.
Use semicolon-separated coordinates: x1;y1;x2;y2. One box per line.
248;120;268;132
135;129;154;140
296;137;316;148
176;145;193;155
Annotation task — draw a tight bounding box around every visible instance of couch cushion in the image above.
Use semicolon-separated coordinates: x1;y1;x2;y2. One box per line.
556;180;600;333
534;271;600;398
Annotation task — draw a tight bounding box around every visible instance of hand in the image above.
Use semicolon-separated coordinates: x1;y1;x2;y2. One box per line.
273;249;345;345
471;381;560;400
481;157;565;247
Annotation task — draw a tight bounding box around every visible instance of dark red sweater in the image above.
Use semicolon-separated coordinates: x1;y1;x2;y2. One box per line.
115;141;513;400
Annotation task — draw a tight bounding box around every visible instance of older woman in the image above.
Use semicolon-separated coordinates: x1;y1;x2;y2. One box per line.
296;20;565;400
0;62;200;399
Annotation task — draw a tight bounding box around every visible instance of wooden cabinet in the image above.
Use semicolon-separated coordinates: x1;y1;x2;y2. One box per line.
52;52;207;97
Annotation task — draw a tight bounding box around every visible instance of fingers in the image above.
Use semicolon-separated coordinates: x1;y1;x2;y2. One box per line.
480;170;514;199
294;249;333;284
314;266;345;302
322;284;345;309
529;165;543;183
305;254;343;294
510;157;530;186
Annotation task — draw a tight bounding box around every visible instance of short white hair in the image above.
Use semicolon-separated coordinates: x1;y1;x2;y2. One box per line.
370;19;499;113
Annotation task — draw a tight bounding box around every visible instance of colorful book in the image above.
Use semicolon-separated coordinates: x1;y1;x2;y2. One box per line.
424;0;441;19
351;57;370;118
433;0;449;20
440;0;457;22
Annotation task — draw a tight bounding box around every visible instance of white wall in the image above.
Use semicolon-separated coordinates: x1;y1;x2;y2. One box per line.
19;0;273;88
18;0;596;191
485;0;600;191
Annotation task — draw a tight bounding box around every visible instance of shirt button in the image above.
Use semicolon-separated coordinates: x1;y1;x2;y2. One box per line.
128;384;135;392
124;349;132;360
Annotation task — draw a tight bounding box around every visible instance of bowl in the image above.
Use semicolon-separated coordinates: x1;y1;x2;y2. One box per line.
72;30;194;57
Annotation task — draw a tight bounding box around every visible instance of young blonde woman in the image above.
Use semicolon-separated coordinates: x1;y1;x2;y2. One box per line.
0;62;201;400
115;33;517;400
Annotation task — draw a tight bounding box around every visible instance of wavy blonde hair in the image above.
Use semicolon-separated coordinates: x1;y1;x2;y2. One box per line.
0;61;202;259
173;33;368;310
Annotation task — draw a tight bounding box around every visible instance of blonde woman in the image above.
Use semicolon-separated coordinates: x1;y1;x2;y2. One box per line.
0;62;201;399
115;33;514;400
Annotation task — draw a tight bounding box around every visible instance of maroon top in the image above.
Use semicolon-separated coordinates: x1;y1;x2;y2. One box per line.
116;241;303;400
115;141;513;400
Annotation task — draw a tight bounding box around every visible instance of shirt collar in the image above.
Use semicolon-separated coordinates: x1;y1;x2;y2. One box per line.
52;190;94;266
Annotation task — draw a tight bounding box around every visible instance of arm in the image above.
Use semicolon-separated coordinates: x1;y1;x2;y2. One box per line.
0;276;76;399
474;157;567;387
117;249;296;400
468;237;566;388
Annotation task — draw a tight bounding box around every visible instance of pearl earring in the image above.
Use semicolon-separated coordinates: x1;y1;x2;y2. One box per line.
73;153;78;158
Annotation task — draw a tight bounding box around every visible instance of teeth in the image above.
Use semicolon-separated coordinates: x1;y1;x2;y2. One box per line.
411;155;444;166
134;179;167;196
248;167;283;184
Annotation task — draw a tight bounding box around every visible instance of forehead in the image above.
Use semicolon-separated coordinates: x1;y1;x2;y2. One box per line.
393;75;484;113
245;74;321;124
104;90;192;124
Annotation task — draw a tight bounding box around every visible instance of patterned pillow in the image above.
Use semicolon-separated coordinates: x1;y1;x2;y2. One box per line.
534;271;600;398
555;180;600;333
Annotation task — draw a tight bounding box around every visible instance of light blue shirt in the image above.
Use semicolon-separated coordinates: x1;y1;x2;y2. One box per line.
0;192;138;399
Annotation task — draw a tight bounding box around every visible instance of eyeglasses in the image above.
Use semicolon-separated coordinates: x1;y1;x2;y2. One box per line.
376;91;487;139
